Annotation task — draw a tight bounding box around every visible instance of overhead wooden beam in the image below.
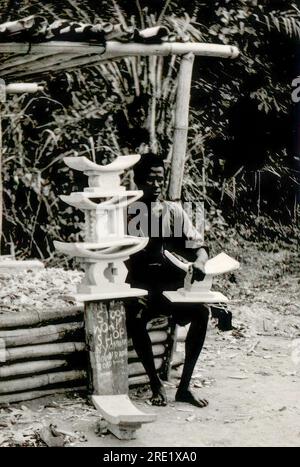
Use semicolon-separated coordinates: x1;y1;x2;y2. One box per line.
0;41;239;59
0;42;239;79
105;41;239;59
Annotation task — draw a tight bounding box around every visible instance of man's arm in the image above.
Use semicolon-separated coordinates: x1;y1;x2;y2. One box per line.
192;247;209;282
179;204;209;281
178;210;209;282
166;202;209;281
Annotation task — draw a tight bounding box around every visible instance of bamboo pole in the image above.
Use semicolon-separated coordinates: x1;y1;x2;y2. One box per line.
0;358;163;383
0;41;239;59
4;342;86;362
168;52;195;200
0;42;238;79
129;352;184;382
0;322;84;347
0;355;182;403
128;330;168;349
129;358;163;377
128;344;165;361
3;336;166;362
0;306;83;329
0;359;69;379
0;82;43;256
0;379;149;404
3;340;166;364
0;386;86;405
5;83;43;94
0;97;3;253
129;374;149;387
0;259;44;270
0;370;86;394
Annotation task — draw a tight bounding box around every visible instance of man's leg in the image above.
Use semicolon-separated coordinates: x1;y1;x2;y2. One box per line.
126;301;167;406
174;305;209;408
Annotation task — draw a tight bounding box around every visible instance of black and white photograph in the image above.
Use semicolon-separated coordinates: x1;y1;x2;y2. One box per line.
0;0;299;450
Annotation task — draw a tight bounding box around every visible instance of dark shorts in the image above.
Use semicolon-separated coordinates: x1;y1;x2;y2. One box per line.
126;259;209;327
126;292;208;327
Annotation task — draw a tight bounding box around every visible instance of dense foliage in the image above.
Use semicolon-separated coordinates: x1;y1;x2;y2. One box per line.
0;0;299;261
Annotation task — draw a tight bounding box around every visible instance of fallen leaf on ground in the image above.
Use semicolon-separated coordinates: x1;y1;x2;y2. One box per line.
38;426;65;447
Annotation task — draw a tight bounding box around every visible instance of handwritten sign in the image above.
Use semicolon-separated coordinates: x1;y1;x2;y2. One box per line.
85;300;128;395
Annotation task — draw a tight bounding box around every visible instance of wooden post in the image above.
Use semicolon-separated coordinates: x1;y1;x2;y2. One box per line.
0;82;43;256
169;53;195;201
0;80;5;253
0;107;2;254
84;300;128;395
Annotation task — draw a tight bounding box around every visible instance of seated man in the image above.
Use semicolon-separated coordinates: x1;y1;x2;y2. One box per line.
126;153;209;408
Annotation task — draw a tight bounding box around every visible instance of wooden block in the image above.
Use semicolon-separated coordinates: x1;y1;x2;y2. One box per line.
74;289;148;302
164;290;229;303
107;422;142;440
0;260;44;271
92;394;156;425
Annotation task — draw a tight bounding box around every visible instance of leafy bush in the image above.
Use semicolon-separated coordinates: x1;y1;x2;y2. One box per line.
0;0;298;261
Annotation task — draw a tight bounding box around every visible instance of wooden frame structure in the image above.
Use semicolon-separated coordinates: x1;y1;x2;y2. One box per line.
0;39;238;196
0;32;239;439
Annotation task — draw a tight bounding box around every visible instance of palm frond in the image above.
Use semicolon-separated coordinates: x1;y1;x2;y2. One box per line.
255;10;300;38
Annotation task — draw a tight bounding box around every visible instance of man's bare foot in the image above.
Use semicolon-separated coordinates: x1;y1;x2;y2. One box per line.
175;388;208;408
150;384;167;407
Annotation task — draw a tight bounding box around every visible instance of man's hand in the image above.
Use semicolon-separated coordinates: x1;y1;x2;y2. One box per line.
191;248;209;283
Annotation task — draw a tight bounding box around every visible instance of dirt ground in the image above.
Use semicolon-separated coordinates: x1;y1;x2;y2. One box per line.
0;242;299;447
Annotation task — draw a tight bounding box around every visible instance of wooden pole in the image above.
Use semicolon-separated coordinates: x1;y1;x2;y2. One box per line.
4;342;85;362
0;306;83;329
128;358;162;377
0;370;86;394
2;331;168;363
0;82;43;256
169;52;195;201
0;41;240;59
0;78;5;254
128;344;165;361
0;386;86;405
0;359;69;379
0;322;84;347
0;109;2;254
